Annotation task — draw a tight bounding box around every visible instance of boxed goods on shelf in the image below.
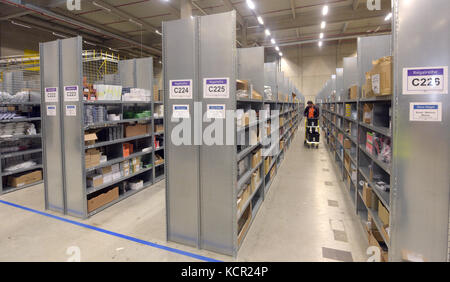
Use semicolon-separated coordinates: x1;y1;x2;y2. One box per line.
368;231;389;262
366;132;374;154
362;72;374;98
87;174;103;188
155;154;164;166
251;149;262;168
87;186;119;213
251;168;260;192
236;80;250;98
93;84;122;101
237;203;252;245
344;153;351;172
269;165;276;179
345;104;352;117
122;88;151;102
264;157;271;175
85;149;101;168
252;89;262;100
237;184;251;214
122;143;133;157
129;180;144;190
84;132;98;146
362;182;375;208
155;124;164;132
370;56;392;96
120;160;130;176
343;138;352;149
153;85;160;101
348;85;358;100
238;157;249;177
378;201;390;226
7;170;42;188
363;103;373;124
125;123;149;138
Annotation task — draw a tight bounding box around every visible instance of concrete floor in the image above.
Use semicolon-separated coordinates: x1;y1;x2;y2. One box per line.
0;127;368;262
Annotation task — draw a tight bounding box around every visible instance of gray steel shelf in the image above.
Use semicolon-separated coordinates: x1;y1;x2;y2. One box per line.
359;122;391;137
0;117;41;123
85;134;152;150
1;148;42;159
237;98;263;103
358;144;391;175
2;180;44;195
1;164;43;176
86;166;153;195
237;178;263;220
84;118;152;129
237;143;260;161
358;166;391;211
153;131;164;136
359;95;392;102
86;150;152;172
0;133;41;140
237;160;263;193
0;102;41;106
83;100;151;104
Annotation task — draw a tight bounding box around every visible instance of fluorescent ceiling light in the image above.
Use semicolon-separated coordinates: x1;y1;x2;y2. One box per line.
92;1;111;12
52;32;67;38
275;46;280;51
156;30;162;35
321;21;326;29
109;47;119;52
279;52;283;56
84;41;97;46
322;5;329;16
246;0;255;10
129;18;142;27
10;20;31;29
385;12;392;21
271;38;276;44
257;16;264;25
265;29;271;36
319;32;324;39
318;41;323;47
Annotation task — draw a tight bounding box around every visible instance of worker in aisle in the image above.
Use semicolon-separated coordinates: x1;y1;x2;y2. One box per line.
304;101;320;119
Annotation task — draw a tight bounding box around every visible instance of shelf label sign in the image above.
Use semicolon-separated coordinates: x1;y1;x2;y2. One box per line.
203;78;229;98
409;102;442;122
170;79;192;99
206;104;226;119
45;87;58;103
46;105;57;116
172;105;190;119
65;105;77;116
64;85;79;101
403;66;448;94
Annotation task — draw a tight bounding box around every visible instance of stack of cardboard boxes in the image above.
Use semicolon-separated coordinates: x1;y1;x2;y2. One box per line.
361;56;393;98
87;186;119;213
86;156;142;189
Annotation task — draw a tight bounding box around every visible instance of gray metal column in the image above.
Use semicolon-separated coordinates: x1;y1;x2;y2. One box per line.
61;36;85;218
199;11;237;256
163;17;200;248
40;40;65;213
390;0;449;262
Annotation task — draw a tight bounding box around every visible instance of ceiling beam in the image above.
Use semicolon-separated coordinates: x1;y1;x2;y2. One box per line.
342;22;349;33
0;0;162;55
192;1;207;16
289;0;296;20
353;0;360;10
0;10;32;21
88;0;159;34
222;0;244;26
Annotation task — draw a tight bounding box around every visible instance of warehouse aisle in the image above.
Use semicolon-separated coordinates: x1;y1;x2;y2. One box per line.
0;126;368;262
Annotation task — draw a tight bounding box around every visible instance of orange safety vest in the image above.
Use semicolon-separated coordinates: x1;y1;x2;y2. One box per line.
308;107;315;119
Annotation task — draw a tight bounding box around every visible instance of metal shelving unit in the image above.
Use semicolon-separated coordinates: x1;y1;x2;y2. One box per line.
164;12;303;257
40;36;164;218
0;63;43;195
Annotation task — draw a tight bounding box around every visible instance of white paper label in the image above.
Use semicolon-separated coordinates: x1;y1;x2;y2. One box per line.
372;74;380;95
403;66;448;95
45;87;58;103
172;105;190;119
206;104;226;119
170;79;192;99
65;105;77;116
46;105;57;116
203;78;229;98
64;85;79;101
409;102;442;122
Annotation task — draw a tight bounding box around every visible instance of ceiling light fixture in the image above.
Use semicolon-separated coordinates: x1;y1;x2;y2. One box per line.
279;52;283;56
385;12;392;21
84;41;97;46
271;38;276;44
129;19;142;27
321;21;326;29
92;1;111;12
52;32;68;38
265;29;271;36
155;30;162;35
318;41;323;47
319;32;324;39
257;16;264;25
10;20;31;29
109;47;119;52
275;46;280;51
322;5;329;16
246;0;255;10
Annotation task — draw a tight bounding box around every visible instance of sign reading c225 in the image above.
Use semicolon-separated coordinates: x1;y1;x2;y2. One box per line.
203;78;229;98
403;66;448;95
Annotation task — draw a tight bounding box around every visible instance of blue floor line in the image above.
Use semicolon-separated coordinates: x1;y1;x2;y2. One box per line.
0;199;221;262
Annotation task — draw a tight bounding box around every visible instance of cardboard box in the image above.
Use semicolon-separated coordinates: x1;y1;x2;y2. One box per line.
155;124;164;132
264;157;271;175
84;132;98;146
344;153;351;173
363;103;373;124
87;174;103;188
371;56;392;96
348;85;358;100
378;201;390;226
368;231;389;262
362;72;374;98
237;79;250;91
237;184;251;214
252;90;263;100
87;186;119;213
155;154;164;166
237;203;252;245
7;170;42;188
251;149;262;168
125;123;149;138
251;168;260;192
85;149;101;168
343;138;352;149
153;85;160;101
362;182;374;208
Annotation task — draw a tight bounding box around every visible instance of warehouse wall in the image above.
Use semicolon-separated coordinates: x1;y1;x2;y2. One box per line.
270;40;357;101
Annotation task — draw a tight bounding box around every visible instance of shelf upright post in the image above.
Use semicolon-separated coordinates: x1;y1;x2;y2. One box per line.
390;0;449;262
163;16;201;249
40;39;66;214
